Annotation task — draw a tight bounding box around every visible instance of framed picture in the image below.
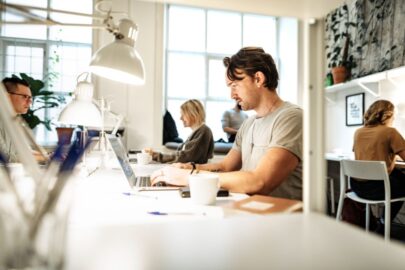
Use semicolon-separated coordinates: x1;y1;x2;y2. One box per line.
346;93;365;126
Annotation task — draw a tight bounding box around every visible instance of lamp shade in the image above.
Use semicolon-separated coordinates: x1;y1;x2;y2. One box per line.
58;81;102;127
89;18;145;85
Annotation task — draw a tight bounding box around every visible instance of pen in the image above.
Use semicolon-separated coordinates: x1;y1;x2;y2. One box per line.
122;192;157;199
147;211;206;216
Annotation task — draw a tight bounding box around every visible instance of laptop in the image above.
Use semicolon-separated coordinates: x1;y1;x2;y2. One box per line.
108;135;178;191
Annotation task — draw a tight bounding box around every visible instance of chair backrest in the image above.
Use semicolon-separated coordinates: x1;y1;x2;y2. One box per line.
340;159;391;199
341;160;389;181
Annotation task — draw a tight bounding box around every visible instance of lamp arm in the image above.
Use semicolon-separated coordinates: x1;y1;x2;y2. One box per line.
111;114;124;136
92;98;124;136
0;3;106;20
0;1;121;34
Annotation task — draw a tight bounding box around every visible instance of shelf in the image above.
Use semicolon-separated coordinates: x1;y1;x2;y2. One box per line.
325;80;359;93
326;80;379;96
325;66;405;96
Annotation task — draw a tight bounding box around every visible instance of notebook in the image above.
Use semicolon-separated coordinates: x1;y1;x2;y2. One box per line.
108;136;177;191
226;195;303;215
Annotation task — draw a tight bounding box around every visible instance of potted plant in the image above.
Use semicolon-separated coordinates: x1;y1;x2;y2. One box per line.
325;4;357;84
12;73;65;131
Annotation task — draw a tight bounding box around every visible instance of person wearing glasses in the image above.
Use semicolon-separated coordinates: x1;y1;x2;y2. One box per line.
0;77;33;162
151;47;303;200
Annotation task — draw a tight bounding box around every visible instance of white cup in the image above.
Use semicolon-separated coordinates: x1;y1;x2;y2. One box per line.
137;153;152;165
188;173;219;205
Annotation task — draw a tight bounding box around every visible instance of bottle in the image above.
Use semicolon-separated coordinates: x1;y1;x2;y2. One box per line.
325;72;333;87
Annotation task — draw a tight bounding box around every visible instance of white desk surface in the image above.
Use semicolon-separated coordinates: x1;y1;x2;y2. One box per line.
64;159;405;270
325;152;354;161
66;212;405;270
325;152;405;168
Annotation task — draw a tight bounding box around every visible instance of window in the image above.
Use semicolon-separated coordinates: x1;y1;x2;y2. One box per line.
165;5;288;141
0;0;93;143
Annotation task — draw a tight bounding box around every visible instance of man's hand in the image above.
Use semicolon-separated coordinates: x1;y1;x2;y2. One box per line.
33;150;49;163
172;162;192;169
150;166;190;186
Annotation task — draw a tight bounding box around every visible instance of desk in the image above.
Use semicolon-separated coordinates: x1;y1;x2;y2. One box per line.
68;165;250;227
64;158;405;270
66;212;405;270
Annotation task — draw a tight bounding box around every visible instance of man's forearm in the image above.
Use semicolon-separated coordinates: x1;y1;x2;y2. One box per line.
197;162;224;172
223;127;237;134
218;170;264;194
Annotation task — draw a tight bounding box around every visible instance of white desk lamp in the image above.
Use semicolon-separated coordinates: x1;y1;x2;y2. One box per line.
0;1;145;85
58;73;102;168
58;73;102;128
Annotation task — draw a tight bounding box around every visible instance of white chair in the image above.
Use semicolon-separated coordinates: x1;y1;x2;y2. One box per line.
336;159;405;241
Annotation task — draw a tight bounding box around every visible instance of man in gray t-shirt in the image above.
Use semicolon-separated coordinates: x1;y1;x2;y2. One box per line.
234;102;302;200
151;47;303;200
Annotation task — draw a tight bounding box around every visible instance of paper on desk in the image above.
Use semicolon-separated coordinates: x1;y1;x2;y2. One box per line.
240;201;274;211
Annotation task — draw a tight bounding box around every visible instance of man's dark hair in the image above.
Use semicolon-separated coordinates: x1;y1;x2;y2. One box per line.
223;47;279;90
2;77;30;92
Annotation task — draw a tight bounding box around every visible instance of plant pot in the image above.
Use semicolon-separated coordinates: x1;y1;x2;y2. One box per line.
56;127;74;145
331;66;348;84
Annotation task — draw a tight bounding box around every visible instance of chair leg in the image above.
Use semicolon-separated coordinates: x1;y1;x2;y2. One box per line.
365;204;370;232
336;193;345;221
385;202;391;241
328;177;335;215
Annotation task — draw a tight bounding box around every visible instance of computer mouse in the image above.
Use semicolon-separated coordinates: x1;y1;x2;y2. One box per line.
155;181;167;187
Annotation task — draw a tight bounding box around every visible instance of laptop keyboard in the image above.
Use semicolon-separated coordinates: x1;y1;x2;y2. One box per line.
137;176;151;187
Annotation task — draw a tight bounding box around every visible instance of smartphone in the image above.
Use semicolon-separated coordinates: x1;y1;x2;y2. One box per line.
128;149;142;154
179;187;229;198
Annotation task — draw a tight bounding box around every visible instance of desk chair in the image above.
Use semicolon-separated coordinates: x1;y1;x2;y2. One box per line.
336;159;405;241
326;176;335;215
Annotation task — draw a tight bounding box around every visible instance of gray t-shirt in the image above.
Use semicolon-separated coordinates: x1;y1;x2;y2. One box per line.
221;108;248;139
0;120;19;162
233;102;303;200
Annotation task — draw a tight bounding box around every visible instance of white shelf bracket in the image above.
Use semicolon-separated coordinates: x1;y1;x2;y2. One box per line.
357;81;379;97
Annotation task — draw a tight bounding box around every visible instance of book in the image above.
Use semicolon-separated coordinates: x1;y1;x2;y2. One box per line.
227;195;303;215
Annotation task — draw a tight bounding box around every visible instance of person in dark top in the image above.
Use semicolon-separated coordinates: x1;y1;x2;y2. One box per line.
145;99;214;164
163;110;183;144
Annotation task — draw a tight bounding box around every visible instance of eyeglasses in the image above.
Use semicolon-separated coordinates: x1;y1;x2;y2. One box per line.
8;92;32;101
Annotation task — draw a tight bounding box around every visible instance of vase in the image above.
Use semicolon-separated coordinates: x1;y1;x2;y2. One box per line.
0;168;76;270
331;66;348;84
56;127;74;145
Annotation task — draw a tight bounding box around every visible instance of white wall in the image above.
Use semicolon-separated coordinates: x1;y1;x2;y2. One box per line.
326;76;405;154
278;17;299;105
93;0;164;150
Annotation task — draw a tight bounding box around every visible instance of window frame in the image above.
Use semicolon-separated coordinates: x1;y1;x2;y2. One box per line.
164;4;280;141
0;1;93;143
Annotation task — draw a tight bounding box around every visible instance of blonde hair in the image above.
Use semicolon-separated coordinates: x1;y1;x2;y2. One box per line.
180;99;205;126
364;100;394;126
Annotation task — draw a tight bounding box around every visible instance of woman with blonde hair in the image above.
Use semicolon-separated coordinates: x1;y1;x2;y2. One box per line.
145;99;214;164
352;99;405;224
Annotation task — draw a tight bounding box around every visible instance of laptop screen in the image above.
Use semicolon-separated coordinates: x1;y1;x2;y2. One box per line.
108;136;137;187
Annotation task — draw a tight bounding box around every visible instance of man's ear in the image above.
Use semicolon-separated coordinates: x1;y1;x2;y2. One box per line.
255;71;265;86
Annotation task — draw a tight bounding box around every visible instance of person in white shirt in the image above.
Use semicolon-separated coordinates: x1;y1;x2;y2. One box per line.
221;102;248;143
